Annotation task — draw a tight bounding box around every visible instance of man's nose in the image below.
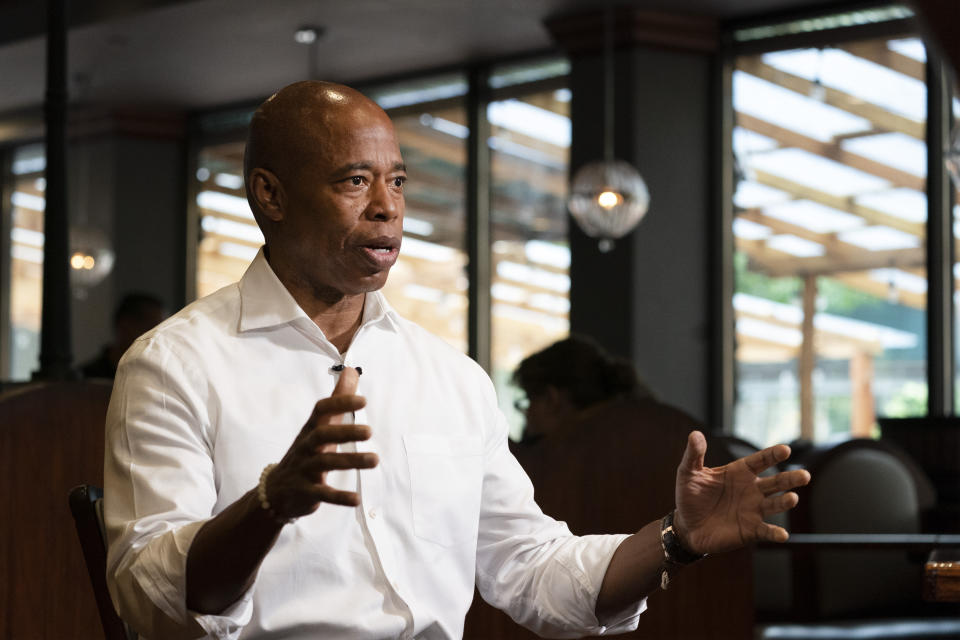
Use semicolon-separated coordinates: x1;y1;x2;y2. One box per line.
366;179;401;221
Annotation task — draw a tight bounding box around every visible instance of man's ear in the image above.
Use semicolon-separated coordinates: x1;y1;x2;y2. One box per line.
248;168;285;222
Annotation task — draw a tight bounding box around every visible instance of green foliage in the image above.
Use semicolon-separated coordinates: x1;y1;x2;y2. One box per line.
882;381;928;418
817;278;884;314
734;252;885;315
733;252;800;303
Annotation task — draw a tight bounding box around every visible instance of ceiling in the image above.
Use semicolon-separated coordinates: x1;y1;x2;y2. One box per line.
0;0;841;116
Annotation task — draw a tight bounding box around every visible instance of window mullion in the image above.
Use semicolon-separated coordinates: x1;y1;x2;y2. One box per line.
925;51;954;416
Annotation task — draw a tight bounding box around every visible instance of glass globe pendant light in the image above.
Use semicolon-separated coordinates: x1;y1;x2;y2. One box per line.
567;6;650;253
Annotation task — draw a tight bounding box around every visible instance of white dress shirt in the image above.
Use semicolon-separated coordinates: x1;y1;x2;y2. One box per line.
104;249;646;640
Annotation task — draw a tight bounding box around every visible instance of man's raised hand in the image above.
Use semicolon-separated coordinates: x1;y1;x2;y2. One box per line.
266;367;379;519
673;430;811;555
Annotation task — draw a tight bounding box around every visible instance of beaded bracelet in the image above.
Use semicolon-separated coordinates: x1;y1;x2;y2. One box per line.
257;463;294;525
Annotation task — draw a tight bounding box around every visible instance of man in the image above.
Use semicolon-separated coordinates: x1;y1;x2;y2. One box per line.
104;81;809;640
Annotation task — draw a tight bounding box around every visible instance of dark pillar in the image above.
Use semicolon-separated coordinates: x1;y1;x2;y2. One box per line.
547;9;719;423
35;0;75;379
67;110;187;365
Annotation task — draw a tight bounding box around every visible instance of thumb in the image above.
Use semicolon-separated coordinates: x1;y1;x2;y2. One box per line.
328;367;360;426
679;430;707;475
332;366;360;397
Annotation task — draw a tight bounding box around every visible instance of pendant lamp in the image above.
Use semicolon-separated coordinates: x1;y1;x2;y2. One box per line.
567;6;649;253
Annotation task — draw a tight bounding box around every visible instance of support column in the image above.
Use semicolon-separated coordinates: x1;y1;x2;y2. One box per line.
850;349;875;437
547;9;719;423
799;274;817;440
67;109;187;365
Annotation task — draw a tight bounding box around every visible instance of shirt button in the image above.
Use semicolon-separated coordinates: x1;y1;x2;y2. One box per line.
392;580;400;592
368;508;378;519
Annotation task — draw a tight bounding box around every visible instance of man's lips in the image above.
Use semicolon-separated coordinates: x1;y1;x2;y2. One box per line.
356;237;401;269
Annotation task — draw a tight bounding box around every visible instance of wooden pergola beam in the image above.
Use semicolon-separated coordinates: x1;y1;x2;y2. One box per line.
739;207;878;261
738;112;925;192
838;41;924;83
736;236;924;277
832;271;926;309
753;169;924;237
736;57;925;140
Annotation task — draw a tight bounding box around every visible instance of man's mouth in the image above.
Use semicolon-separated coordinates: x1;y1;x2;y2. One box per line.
357;238;401;269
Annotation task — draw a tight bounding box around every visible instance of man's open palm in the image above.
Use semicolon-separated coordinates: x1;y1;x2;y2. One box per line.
674;431;811;555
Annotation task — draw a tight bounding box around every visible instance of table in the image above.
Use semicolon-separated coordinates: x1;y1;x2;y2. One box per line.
924;548;960;603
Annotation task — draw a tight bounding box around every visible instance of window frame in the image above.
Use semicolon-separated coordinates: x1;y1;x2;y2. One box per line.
715;2;957;434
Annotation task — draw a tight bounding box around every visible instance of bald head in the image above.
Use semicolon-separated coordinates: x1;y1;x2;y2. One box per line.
243;81;392;230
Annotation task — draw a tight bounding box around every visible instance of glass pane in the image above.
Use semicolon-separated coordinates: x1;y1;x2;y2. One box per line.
193;79;469;352
382;95;468;353
7;144;45;380
489;81;571;440
732;37;928;447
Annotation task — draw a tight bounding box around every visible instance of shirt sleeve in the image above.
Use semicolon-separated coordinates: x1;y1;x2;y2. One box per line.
104;337;255;640
473;386;647;638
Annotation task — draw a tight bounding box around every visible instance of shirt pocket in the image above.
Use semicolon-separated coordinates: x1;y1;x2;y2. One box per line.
403;433;483;547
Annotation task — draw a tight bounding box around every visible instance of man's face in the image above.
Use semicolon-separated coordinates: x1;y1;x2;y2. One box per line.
273;106;406;299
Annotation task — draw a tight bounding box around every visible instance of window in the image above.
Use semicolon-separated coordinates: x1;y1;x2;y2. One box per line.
487;62;571;438
3;144;45;380
372;76;469;352
732;35;929;446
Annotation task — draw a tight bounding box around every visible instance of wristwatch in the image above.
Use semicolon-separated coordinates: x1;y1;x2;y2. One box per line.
659;510;705;589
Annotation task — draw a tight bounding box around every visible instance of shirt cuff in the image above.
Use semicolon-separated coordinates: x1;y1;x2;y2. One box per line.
131;520;255;640
578;534;647;636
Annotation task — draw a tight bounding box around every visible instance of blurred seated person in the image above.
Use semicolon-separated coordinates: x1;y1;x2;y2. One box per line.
80;292;168;379
512;334;693;445
510;334;704;529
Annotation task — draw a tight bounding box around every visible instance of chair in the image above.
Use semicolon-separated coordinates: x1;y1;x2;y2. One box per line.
69;484;135;640
0;380;113;637
791;438;936;619
756;438;960;640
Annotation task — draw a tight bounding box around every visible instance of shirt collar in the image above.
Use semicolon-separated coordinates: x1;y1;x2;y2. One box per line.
238;247;400;334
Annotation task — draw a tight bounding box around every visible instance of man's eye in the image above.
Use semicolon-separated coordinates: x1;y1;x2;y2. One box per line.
350;176;364;186
393;176;406;188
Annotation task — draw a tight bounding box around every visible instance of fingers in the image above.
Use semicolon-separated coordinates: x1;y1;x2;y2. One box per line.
761;491;799;516
304;423;373;451
754;521;790;543
325;364;363;412
756;468;811;496
306;451;379;473
679;430;707;474
311;484;363;507
742;443;792;475
309;394;366;426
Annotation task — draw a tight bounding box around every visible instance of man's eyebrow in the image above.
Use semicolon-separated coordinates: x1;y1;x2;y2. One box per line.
332;161;407;174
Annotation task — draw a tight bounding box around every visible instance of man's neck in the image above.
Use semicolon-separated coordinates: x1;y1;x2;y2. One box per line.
296;289;365;354
266;252;366;354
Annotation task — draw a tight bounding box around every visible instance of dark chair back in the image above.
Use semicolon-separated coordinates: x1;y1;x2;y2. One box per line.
69;484;134;640
0;380;113;638
791;438;936;619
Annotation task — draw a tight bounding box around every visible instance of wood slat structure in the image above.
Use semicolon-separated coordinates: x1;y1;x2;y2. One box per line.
731;37;947;436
